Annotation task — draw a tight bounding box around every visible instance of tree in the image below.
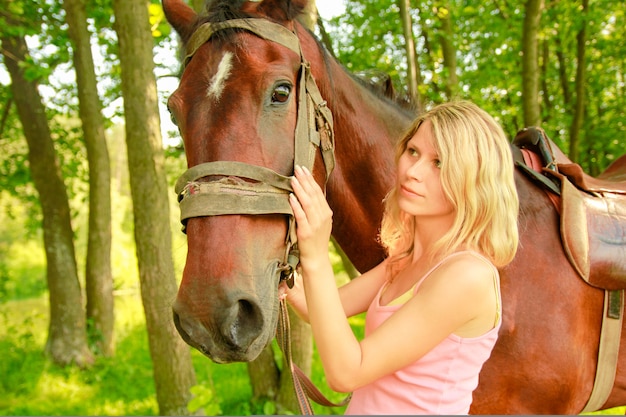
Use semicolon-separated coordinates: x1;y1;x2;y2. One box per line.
398;0;424;111
62;0;115;357
435;0;458;99
521;0;544;127
568;0;588;162
0;2;93;368
112;0;196;413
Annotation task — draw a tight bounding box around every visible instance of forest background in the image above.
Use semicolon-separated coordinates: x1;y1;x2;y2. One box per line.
0;0;625;415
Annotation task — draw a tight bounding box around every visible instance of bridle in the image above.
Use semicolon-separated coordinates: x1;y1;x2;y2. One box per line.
173;17;350;414
174;17;336;287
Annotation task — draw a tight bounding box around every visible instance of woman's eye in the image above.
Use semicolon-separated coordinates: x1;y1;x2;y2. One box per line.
407;147;418;157
271;84;291;104
434;159;442;169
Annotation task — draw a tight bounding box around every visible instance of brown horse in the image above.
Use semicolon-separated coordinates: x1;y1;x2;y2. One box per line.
163;0;626;413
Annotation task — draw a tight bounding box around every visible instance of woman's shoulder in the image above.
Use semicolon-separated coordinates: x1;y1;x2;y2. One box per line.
425;251;497;293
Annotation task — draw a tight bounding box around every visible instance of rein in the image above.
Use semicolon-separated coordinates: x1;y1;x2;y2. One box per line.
174;17;345;414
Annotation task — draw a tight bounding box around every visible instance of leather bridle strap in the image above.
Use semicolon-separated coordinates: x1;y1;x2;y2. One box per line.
175;161;294;221
185;18;301;65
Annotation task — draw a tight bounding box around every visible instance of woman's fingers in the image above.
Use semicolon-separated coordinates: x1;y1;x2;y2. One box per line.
289;192;307;225
289;165;332;235
291;166;325;215
289;166;333;263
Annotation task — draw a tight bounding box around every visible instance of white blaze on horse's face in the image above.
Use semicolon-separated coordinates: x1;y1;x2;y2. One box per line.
207;51;233;101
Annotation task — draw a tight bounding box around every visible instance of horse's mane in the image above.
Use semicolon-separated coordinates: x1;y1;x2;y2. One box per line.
193;0;252;35
190;0;416;113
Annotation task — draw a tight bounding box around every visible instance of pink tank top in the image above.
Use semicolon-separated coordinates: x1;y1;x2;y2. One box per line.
345;251;501;415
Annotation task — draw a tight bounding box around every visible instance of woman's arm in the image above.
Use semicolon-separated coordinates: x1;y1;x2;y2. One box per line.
303;252;497;393
279;260;388;323
288;166;498;393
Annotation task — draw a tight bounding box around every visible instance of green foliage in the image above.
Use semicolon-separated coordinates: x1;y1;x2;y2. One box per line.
0;194;46;302
0;295;160;415
187;383;222;415
325;0;625;173
0;286;362;416
150;0;173;40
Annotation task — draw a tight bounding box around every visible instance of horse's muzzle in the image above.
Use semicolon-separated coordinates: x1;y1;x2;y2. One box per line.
172;294;266;363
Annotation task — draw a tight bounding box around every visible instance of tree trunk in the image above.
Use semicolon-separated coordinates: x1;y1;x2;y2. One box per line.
568;0;587;162
436;1;458;100
63;0;115;357
554;35;571;107
398;0;424;112
1;27;94;368
521;0;544;127
247;344;280;410
112;0;197;414
540;40;552;120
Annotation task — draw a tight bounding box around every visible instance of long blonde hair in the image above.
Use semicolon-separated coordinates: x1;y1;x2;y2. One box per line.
380;100;519;270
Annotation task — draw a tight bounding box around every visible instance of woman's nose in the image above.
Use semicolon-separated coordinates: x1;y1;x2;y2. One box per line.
406;161;425;181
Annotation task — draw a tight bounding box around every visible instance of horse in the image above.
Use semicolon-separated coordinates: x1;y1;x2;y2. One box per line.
162;0;626;413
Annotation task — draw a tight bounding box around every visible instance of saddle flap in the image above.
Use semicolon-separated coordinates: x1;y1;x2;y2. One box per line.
548;169;626;290
586;193;626;289
549;170;591;280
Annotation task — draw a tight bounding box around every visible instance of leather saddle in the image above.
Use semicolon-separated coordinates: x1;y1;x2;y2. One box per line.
512;127;626;292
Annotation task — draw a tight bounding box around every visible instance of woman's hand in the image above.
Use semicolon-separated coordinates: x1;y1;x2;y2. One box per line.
289;165;333;266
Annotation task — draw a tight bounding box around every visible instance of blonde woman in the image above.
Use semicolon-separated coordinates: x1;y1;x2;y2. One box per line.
280;100;519;415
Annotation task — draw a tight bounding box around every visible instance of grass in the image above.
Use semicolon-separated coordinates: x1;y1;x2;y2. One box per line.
0;290;360;416
0;294;158;415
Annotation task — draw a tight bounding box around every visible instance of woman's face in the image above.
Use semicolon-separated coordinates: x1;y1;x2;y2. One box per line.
396;121;455;221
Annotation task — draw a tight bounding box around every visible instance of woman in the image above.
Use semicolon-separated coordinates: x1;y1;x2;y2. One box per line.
280;100;519;414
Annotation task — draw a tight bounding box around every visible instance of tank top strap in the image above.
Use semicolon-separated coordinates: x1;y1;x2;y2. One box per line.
385;251;501;315
412;250;497;291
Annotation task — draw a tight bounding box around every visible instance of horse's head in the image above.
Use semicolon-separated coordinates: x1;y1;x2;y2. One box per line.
163;0;334;362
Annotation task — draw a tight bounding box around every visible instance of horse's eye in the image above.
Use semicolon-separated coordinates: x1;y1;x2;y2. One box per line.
271;84;291;104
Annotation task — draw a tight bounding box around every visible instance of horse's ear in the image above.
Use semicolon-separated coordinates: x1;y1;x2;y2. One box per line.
162;0;199;43
257;0;307;22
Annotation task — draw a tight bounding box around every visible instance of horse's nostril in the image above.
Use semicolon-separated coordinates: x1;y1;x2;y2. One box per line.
224;298;263;350
238;299;254;320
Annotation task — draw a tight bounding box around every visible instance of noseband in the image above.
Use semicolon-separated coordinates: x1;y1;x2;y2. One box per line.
174;18;336;286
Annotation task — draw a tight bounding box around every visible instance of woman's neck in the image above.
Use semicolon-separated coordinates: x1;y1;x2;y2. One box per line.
413;215;455;255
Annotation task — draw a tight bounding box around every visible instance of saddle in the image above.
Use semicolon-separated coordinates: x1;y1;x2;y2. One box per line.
514;128;626;413
512;127;626;291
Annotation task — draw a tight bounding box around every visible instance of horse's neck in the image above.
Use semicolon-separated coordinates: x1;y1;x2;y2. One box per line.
321;63;414;272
